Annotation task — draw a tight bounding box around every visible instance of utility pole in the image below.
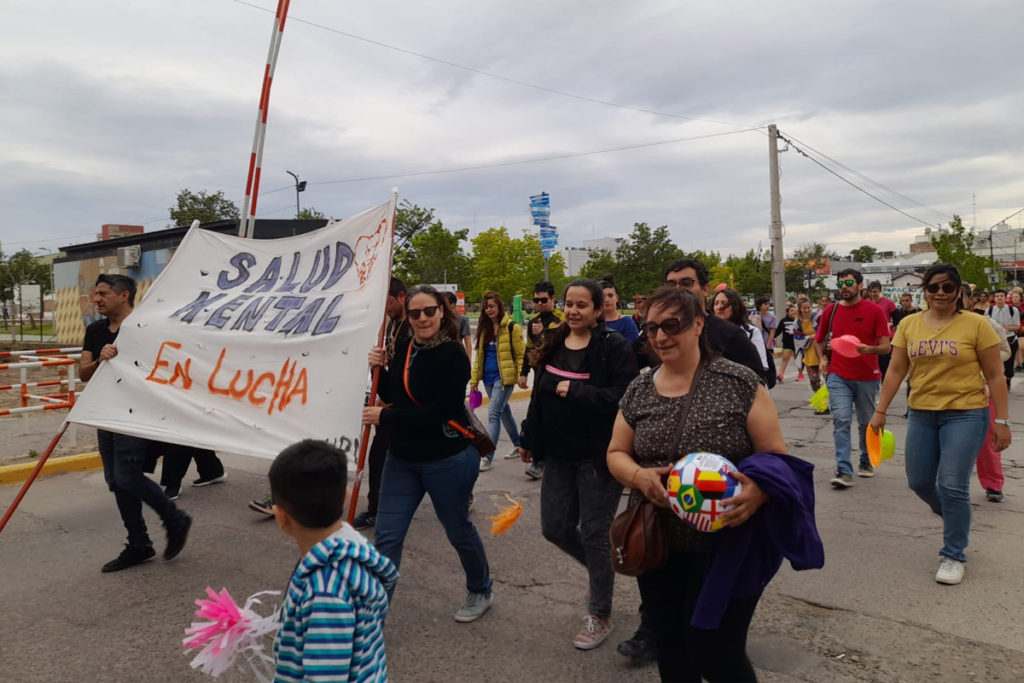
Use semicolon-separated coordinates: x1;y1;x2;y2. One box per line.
768;124;786;317
286;170;306;218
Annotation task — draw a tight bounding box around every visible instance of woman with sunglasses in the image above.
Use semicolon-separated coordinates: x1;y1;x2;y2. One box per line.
870;265;1011;585
519;278;639;649
362;285;493;622
607;286;821;682
470;291;526;470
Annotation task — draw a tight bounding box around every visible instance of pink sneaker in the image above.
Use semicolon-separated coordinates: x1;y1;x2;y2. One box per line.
796;372;805;381
573;615;613;650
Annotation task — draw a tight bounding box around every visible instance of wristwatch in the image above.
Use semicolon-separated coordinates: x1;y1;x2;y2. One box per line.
994;419;1011;426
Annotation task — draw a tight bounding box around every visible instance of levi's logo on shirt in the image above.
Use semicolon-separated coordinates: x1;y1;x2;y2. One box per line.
908;340;959;358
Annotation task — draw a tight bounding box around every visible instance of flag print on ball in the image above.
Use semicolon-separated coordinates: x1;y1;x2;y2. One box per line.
667;452;742;532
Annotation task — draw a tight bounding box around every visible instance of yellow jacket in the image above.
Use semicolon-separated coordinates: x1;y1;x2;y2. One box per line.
471;313;526;386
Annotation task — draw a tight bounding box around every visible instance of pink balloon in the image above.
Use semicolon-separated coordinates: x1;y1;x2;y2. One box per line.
830;334;861;358
469;389;483;411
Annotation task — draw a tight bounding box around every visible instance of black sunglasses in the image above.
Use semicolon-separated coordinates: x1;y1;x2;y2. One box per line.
925;282;958;294
642;317;691;337
532;297;550;304
407;305;440;319
665;277;697;289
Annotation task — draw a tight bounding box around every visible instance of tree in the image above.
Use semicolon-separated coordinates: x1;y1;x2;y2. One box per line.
296;207;325;220
469;227;566;305
0;249;52;303
169;189;240;226
932;214;995;288
613;223;684;299
849;245;878;263
726;250;772;296
393;222;474;292
394;200;437;253
790;242;840;262
578;249;618;282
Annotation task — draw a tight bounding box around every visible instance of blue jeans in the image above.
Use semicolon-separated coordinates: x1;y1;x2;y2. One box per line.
540;457;623;619
905;408;988;562
826;374;879;475
98;430;187;548
484;382;519;461
375;445;492;598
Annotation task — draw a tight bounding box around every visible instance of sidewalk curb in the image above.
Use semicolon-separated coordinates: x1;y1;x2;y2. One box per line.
0;452;102;486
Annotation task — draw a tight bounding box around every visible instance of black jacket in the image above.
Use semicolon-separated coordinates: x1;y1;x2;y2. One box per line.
705;316;766;383
521;324;639;462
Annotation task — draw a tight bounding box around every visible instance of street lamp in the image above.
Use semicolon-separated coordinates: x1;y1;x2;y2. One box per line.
286;170;306;218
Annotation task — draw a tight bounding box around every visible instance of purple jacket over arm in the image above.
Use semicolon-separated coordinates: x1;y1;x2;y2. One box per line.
691;452;825;629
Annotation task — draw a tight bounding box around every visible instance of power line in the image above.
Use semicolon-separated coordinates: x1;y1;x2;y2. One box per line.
777;132;944;229
782;134;949;222
309;128;761;186
230;0;760;130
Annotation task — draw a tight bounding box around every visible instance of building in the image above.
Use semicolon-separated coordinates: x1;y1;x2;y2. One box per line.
559;237;624;276
54;219;327;345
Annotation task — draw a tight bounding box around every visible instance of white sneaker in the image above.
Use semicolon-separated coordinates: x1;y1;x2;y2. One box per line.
935;557;965;585
479;459;493;472
503;448;521;459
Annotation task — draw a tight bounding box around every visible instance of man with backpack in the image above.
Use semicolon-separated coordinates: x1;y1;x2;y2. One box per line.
986;289;1020;390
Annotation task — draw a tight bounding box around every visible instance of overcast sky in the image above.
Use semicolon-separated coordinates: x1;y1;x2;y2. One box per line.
2;0;1022;262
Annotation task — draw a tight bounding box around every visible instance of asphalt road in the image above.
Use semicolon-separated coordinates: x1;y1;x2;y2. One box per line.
1;371;1023;682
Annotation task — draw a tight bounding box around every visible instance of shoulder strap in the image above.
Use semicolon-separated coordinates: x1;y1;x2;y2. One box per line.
670;361;706;457
508;321;517;364
824;303;840;341
402;342;476;440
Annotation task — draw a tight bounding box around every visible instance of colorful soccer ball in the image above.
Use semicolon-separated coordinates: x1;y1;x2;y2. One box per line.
666;452;742;532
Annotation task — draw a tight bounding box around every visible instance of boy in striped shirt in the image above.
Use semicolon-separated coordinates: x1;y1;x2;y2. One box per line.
269;440;399;682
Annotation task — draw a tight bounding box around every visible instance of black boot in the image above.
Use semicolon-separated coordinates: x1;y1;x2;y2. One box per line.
616;626;657;665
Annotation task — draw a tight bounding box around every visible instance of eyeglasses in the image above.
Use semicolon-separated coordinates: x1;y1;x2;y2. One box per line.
838;279;857;287
407;306;440;319
642;317;690;337
925;282;958;294
665;278;697;289
532;297;549;304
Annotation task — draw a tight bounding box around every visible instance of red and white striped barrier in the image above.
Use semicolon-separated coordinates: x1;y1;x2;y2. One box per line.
0;348;81;421
239;0;292;239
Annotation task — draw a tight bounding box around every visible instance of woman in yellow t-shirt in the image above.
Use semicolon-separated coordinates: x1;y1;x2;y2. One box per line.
870;264;1010;587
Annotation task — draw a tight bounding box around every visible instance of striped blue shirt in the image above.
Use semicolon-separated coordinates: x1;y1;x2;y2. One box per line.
274;525;398;682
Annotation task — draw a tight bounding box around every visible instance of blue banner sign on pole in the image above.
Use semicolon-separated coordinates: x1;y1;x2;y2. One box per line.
530;192;557;256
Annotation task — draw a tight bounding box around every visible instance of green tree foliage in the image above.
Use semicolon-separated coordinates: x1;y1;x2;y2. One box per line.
393;222;474;292
790;242;840;262
169;189;240;226
613;223;685;299
394;200;437;253
0;249;52;301
849;245;878;263
296;207;326;220
726;250;772;297
578;249;618;282
931;214;995;288
469;227;565;304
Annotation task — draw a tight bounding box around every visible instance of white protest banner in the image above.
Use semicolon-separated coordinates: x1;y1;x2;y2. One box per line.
68;198;395;460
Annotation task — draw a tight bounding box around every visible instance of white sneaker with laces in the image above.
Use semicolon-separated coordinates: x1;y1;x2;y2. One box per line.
935;557;965;585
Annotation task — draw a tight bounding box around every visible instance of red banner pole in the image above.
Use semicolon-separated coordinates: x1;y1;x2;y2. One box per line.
0;421;69;536
347;191;400;523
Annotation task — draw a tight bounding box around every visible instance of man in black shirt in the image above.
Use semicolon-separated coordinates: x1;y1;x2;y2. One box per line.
663;259;764;378
518;281;564;479
349;277;413;529
80;274;192;572
890;292;919;329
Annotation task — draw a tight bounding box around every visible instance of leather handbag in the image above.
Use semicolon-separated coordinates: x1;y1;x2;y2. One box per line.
402;342;497;458
609;361;706;576
609;498;666;576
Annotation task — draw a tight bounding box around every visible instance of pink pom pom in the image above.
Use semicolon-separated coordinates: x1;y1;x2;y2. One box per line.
184;587;280;680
